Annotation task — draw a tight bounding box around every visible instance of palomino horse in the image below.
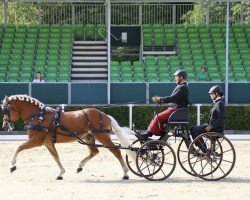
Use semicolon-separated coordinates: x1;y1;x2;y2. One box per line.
1;95;136;180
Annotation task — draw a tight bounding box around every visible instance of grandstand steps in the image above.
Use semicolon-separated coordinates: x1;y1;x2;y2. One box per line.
73;46;107;50
72;62;107;66
73;52;107;55
71;67;107;72
72;56;107;61
71;41;108;81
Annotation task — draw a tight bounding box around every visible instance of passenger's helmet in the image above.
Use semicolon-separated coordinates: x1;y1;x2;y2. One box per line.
173;69;187;79
208;85;224;96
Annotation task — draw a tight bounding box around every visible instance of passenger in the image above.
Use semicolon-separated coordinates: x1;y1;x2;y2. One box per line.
191;85;226;153
136;70;189;141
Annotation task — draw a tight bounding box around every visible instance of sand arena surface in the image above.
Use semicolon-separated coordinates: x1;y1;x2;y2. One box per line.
0;140;249;200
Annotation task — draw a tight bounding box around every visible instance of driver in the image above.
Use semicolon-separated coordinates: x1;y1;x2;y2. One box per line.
136;69;189;141
190;85;226;153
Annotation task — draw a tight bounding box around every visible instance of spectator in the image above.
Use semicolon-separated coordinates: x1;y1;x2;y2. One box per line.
196;66;209;82
32;71;45;83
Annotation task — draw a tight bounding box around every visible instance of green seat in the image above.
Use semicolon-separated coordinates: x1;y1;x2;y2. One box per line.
21;66;33;73
187;73;196;81
8;72;19;78
58;67;70;73
58;73;70;79
159;73;172;82
193;60;205;68
242;55;250;61
121;72;133;82
120;61;131;67
133;65;144;74
39;32;50;38
6;77;19;82
146;72;159;82
143;36;153;46
192;54;204;61
234;72;247;82
243;60;250;67
154;38;164;46
209;72;221;82
46;73;57;79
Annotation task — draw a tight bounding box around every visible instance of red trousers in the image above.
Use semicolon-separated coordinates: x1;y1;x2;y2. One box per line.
147;107;176;136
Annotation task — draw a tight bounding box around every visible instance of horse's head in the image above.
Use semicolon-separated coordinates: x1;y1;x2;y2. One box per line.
1;95;20;131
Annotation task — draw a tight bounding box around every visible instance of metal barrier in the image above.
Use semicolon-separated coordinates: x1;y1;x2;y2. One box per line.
2;1;248;26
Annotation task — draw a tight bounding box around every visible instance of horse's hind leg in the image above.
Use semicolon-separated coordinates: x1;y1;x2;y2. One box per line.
77;134;99;173
10;136;43;173
44;143;65;180
94;133;129;180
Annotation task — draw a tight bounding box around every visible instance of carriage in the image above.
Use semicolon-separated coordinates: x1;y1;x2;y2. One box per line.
1;95;236;181
126;107;236;181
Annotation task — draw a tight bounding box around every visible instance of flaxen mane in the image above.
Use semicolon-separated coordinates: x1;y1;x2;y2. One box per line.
5;95;45;109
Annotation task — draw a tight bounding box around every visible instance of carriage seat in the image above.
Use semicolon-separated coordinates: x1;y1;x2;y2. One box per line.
167;107;189;124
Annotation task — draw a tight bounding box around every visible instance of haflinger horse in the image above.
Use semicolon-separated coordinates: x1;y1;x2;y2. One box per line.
1;94;137;180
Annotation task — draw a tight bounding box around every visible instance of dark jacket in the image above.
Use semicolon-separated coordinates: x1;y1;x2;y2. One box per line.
208;98;226;128
160;82;189;108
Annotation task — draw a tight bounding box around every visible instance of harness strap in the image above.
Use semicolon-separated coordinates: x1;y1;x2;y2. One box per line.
52;107;62;143
82;109;111;133
25;124;50;133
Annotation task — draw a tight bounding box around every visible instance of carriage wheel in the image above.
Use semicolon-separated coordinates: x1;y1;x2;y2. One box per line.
188;132;236;181
136;140;176;181
125;139;142;177
177;138;196;177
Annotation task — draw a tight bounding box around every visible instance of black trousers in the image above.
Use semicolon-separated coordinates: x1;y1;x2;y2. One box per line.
191;125;224;153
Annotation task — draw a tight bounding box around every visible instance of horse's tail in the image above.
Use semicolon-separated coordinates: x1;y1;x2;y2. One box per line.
108;115;136;163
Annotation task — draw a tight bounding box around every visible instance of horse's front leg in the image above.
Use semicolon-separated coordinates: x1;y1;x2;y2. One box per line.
45;143;65;180
10;136;43;173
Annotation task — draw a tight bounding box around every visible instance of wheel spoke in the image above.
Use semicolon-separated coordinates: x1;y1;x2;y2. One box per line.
222;148;233;154
164;161;174;166
179;149;188;153
222;159;234;164
218;165;226;175
181;158;189;164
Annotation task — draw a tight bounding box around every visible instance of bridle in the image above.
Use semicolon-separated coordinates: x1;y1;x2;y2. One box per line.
1;103;18;131
1;103;37;131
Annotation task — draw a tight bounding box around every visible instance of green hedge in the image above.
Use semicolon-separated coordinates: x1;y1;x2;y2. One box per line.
1;105;250;131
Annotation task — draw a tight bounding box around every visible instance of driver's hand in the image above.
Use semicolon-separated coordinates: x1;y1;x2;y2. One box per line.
152;96;161;103
205;125;213;132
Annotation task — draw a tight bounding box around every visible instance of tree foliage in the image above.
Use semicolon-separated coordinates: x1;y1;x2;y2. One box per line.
182;1;250;24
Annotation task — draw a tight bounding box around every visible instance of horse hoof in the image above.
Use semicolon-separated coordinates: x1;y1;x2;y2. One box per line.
10;166;17;173
56;176;63;180
122;175;129;180
77;168;82;173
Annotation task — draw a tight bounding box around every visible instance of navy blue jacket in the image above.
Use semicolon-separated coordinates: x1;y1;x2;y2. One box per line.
160;82;189;108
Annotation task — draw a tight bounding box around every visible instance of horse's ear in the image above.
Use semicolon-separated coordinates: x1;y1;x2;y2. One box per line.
4;95;10;103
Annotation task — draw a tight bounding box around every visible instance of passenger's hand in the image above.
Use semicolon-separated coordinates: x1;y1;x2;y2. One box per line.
205;125;212;132
152;96;161;103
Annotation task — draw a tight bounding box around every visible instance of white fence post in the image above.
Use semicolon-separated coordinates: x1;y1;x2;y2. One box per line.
197;104;201;126
129;104;133;129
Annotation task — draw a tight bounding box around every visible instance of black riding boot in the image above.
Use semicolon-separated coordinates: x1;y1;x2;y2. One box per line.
136;130;153;141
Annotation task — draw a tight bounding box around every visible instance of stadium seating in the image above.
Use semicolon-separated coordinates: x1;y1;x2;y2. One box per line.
0;24;72;82
137;24;250;83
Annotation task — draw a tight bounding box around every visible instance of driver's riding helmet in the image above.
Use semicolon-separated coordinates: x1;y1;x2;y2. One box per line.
173;69;187;79
208;85;224;96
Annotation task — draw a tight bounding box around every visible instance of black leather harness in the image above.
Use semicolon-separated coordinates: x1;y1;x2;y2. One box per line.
25;107;62;143
25;107;111;143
